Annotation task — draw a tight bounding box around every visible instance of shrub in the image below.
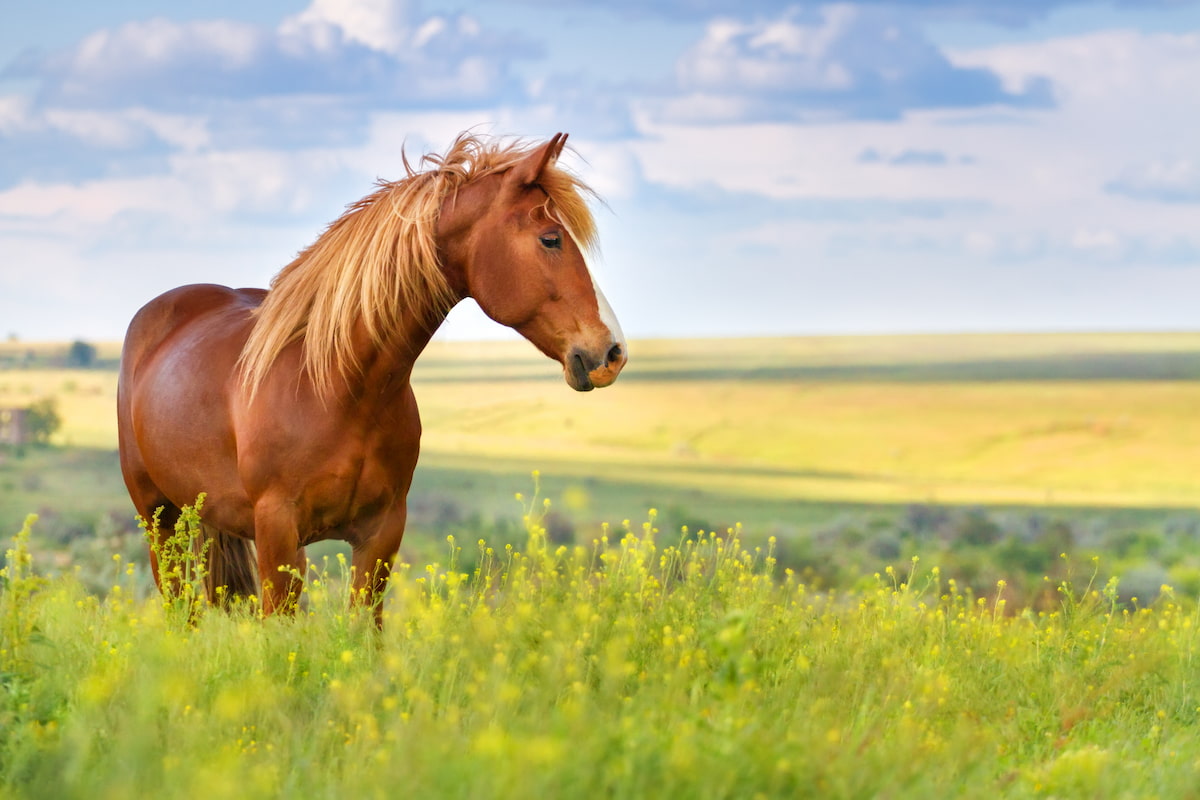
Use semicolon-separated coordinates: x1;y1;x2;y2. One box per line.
64;340;97;368
24;398;61;445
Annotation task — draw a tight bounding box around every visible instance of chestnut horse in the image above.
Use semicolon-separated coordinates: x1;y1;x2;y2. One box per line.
117;133;626;625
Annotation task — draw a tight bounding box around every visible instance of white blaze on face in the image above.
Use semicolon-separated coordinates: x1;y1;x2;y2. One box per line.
590;270;625;355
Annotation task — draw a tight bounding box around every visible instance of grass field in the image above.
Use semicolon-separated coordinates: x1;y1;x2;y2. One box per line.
414;333;1200;507
4;333;1200;797
4;512;1200;798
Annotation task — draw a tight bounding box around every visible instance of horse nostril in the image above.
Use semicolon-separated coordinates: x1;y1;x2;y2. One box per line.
606;343;623;365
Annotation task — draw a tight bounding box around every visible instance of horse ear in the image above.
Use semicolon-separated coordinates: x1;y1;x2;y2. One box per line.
508;133;568;186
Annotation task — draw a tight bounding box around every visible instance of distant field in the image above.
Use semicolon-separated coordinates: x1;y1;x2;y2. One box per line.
4;332;1200;516
417;332;1200;382
417;372;1200;509
413;333;1200;510
0;369;118;449
0;339;122;370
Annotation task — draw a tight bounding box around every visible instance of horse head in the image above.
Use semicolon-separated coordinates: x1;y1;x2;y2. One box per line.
438;133;627;391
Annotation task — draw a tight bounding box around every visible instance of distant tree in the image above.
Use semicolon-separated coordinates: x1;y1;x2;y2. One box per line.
25;397;61;445
66;340;97;368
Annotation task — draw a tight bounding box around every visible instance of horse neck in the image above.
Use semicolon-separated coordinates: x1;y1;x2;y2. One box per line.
342;178;506;397
349;299;452;394
433;174;498;299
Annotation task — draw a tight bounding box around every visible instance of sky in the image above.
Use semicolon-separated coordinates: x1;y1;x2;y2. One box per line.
2;0;1199;343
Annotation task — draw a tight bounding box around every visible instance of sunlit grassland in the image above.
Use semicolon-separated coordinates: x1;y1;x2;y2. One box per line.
416;378;1200;508
3;513;1200;799
3;332;1200;530
0;369;118;449
413;332;1200;509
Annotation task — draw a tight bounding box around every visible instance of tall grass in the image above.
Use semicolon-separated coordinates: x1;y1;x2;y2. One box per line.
3;502;1200;799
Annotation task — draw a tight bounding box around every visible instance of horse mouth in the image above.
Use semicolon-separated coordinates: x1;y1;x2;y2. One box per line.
567;353;595;392
565;342;626;391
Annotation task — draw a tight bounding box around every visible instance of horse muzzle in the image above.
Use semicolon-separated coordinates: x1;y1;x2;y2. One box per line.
565;341;627;392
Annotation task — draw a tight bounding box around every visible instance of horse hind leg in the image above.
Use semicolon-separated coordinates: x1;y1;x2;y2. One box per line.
138;498;182;597
137;498;258;610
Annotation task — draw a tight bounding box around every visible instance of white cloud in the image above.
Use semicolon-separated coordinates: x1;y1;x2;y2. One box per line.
679;10;857;93
41;108;210;151
284;0;417;55
56;18;267;98
0;95;35;134
0;95;209;157
11;0;535;111
0;144;353;233
560;142;642;201
627;22;1200;279
526;0;1169;26
0;176;178;225
950;29;1200;103
1106;158;1200;204
662;4;1049;123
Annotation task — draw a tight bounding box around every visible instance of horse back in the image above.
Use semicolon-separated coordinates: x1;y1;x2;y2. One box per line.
120;284;265;379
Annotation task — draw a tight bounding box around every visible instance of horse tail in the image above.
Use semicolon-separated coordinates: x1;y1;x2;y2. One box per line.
201;524;259;607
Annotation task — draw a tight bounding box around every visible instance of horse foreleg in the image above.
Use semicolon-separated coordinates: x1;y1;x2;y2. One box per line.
351;507;407;629
253;498;306;616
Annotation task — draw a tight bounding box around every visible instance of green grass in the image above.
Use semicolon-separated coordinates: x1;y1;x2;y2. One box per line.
3;513;1200;798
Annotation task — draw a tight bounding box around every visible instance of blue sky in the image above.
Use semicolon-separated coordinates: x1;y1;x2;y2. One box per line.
2;0;1199;341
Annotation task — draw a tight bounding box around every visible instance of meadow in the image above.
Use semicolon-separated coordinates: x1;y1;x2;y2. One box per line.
4;509;1200;798
3;332;1200;797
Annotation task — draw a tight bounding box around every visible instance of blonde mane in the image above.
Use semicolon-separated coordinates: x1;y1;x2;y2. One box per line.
239;133;599;400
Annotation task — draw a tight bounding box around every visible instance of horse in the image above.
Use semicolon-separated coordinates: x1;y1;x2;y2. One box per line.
116;132;627;627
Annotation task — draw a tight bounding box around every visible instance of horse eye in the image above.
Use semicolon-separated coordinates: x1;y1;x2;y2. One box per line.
539;233;562;250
